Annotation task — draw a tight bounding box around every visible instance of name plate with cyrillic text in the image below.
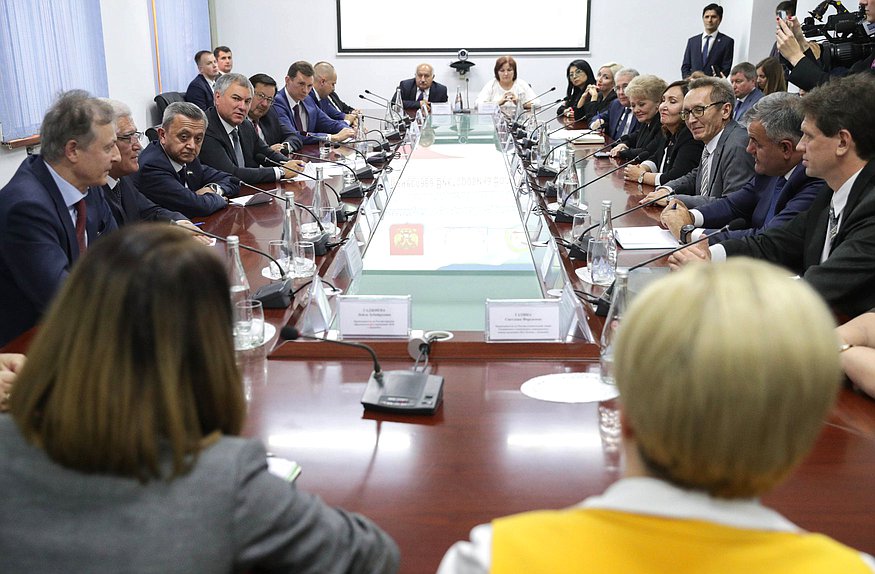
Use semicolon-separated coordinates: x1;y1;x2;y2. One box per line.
485;299;562;342
337;295;411;339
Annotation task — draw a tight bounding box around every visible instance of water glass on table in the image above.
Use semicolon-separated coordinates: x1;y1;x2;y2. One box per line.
234;299;264;350
587;237;616;285
294;241;316;278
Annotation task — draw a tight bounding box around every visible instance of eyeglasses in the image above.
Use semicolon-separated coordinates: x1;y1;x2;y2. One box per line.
568;70;585;78
116;131;143;143
254;91;275;104
679;102;726;121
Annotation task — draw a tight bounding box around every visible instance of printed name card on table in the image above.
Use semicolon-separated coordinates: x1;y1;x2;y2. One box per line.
479;102;498;115
337;295;411;339
485;299;562;342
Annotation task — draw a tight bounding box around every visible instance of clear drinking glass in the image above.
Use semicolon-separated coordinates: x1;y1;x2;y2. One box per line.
587;237;616;285
234;299;264;350
294;241;316;278
571;212;591;244
318;206;338;239
267;240;289;280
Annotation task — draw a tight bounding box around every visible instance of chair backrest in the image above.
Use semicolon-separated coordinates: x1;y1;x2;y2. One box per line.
144;126;160;142
154;91;185;115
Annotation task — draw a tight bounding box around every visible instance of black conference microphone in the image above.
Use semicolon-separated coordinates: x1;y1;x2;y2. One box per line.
279;327;444;415
180;223;293;309
288;150;369;198
510;86;558;123
363;89;389;103
567;190;675;260
358;95;403;139
530;130;599;177
260;156;346;206
330;141;379;178
547;134;634;188
364;89;412;124
591;218;747;316
359;93;410;128
512;98;565;136
339;139;394;165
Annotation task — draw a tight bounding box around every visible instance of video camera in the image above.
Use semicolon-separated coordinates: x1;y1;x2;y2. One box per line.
801;1;875;67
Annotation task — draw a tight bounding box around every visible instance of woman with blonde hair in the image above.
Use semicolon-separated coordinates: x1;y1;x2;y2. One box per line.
0;224;399;573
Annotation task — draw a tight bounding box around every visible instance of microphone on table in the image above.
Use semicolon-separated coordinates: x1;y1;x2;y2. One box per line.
591;219;747;316
554;153;649;222
279;327;444;415
510;86;557;123
526;130;599;177
288;150;370;198
260;156;347;207
339;139;394;165
359;93;409;134
512;98;565;138
327;142;378;179
364;89;412;125
567;189;675;260
178;222;293;309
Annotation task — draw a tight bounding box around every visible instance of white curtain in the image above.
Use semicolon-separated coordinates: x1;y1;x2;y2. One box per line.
0;0;109;140
149;0;211;95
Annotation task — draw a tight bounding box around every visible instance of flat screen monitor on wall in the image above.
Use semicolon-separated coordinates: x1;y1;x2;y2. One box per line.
336;0;591;54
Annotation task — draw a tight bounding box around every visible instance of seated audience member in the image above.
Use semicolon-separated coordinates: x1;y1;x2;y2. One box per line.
610;75;667;162
99;98;197;231
669;74;875;318
133;102;238;218
0;354;25;413
0;90;118;347
642;76;754;209
623;80;704;187
274;61;355;146
556;59;595;120
837;311;875;399
0;225;400;573
184;50;220;112
575;62;620;122
199;73;304;185
589;68;640;140
660;93;823;244
312;62;360;125
730;62;764;121
392;63;449;112
247;73;303;153
214;45;233;74
475;56;540;111
756;56;788;95
681;3;735;78
439;258;875;574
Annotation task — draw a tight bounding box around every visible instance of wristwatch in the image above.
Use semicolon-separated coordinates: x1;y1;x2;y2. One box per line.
680;224;696;244
208;183;224;197
637;172;646;184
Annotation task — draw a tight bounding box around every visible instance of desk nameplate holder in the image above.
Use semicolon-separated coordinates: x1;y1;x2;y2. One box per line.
485;299;562;342
337;295;411;340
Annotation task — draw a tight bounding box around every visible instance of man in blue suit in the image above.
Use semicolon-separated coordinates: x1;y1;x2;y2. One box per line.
132;102;238;218
391;63;449;111
590;69;641;140
0;91;119;345
247;73;303;153
729;62;764;122
661;93;823;244
184;50;220;112
274;61;355;146
681;4;734;78
311;62;359;126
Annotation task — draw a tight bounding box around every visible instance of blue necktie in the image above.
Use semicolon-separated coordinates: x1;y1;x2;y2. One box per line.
765;176;787;222
702;35;712;65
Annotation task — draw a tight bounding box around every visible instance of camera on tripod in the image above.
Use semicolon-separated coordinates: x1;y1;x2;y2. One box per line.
801;1;875;67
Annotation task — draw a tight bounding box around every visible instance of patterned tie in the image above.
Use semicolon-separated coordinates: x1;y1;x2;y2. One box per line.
293;103;304;133
702;35;712;65
699;148;711;197
827;204;840;251
616;109;630;138
74;198;87;254
230;128;245;167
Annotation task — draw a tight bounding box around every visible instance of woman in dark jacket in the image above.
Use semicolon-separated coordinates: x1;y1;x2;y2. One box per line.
556;59;595;119
612;74;667;163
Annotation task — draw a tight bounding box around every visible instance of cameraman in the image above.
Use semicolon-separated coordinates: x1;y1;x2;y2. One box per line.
775;0;875;91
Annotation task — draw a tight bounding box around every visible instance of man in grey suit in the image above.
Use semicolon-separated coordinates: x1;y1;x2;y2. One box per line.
642;76;754;209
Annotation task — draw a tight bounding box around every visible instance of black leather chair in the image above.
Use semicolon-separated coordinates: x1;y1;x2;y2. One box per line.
154;91;185;115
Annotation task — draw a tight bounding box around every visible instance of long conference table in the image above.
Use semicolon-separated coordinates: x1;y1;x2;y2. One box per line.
6;112;875;573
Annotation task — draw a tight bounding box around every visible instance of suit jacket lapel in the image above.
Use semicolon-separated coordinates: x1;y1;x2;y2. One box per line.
32;157;78;258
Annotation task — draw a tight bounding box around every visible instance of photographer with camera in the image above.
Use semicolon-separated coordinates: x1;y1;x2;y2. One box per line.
776;0;875;92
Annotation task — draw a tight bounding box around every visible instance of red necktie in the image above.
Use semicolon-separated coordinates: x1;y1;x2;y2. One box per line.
293;103;304;133
74;198;87;253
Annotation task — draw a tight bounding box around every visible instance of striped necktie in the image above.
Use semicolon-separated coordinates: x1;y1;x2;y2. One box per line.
699;148;711;197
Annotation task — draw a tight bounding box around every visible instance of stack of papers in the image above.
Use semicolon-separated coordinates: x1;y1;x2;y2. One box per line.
551;129;605;145
614;227;680;250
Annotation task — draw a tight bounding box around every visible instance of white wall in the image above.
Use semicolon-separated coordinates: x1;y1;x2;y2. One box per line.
0;0;788;187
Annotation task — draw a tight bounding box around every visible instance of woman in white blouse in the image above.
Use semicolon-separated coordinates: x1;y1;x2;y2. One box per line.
475;56;539;111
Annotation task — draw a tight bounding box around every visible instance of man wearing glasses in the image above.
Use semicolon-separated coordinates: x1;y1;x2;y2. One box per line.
642;76;753;209
247;73;302;153
99;99;207;244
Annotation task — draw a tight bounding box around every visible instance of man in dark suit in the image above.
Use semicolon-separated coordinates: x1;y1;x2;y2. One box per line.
660;93;823;244
184;50;219;111
133;102;238;218
274;61;355;146
590;69;641;140
681;3;735;78
391;63;449;111
247;73;303;153
214;45;233;74
729;62;764;121
312;62;359;126
644;77;755;209
0;91;119;345
200;73;304;185
670;74;875;318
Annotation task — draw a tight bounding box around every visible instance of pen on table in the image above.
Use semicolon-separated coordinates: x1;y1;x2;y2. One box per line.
194;221;205;226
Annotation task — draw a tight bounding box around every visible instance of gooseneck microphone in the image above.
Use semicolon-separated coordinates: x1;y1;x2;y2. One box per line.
279;327;445;414
511;86;557;121
560;153;650;209
179;222;293;309
573;190;675;243
288;150;370;197
626;218;747;271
